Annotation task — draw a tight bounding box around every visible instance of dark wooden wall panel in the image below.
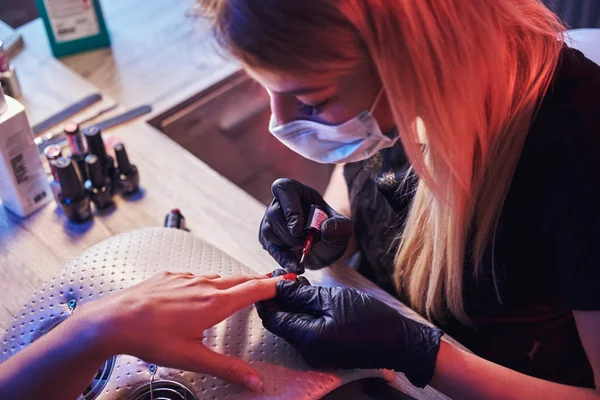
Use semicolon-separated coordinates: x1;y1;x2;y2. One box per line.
0;0;37;28
158;73;334;206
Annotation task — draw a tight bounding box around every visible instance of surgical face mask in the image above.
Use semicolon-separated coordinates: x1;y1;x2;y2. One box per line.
269;89;398;164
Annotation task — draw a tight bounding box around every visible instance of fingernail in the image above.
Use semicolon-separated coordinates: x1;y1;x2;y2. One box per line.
266;272;273;278
243;374;263;392
283;273;297;281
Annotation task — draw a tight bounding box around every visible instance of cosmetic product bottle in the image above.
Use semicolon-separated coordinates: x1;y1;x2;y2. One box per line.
114;143;139;195
0;85;51;217
55;156;92;223
44;144;62;203
35;0;111;58
84;126;117;192
64;122;88;182
0;41;21;98
84;154;112;210
164;209;185;230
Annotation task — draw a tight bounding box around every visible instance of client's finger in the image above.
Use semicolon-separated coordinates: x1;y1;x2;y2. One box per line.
192;346;263;392
218;277;284;319
211;274;270;290
174;272;220;279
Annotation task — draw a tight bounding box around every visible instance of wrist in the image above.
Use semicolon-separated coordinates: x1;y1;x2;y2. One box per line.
70;301;123;357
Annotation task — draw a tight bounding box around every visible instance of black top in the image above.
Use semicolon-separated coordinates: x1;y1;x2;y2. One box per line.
344;47;599;388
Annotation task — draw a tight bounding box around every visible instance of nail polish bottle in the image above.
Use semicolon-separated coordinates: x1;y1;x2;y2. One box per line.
64;122;88;182
164;209;185;229
0;41;22;98
105;153;118;194
84;154;113;210
43;144;62;204
55;157;92;223
83;126;118;192
114;143;139;195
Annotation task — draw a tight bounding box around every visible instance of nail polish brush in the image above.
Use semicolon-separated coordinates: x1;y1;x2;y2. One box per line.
298;205;329;273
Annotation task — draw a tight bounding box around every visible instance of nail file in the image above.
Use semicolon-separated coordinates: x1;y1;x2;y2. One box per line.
93;105;152;131
77;102;119;125
36;105;152;153
31;93;102;135
34;103;118;153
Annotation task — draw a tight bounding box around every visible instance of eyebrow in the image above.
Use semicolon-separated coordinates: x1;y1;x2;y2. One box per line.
271;86;330;96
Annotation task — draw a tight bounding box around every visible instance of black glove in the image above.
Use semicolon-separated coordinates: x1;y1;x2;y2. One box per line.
256;279;444;388
259;178;353;273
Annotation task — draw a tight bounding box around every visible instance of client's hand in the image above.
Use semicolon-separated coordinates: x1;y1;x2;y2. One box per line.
77;271;284;392
256;277;444;388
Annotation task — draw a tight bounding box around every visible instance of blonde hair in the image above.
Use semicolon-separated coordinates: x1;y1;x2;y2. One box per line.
198;0;565;323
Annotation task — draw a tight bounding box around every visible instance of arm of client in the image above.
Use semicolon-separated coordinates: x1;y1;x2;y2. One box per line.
257;278;600;400
0;272;283;400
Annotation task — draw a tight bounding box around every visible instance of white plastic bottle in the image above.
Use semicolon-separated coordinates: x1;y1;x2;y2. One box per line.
0;85;51;217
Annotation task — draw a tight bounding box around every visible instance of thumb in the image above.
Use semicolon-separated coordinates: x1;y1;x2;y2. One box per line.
271;178;306;237
321;215;353;244
193;346;263;392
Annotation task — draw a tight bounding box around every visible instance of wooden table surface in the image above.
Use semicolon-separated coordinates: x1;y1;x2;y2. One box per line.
1;1;454;397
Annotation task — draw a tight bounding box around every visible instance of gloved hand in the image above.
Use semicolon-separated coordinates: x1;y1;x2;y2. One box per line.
259;178;353;273
255;278;444;388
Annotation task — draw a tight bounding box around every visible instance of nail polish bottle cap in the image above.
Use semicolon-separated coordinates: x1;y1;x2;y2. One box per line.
64;122;86;155
85;154;105;188
44;144;62;181
84;126;107;163
303;205;327;242
55;157;84;199
114;143;133;175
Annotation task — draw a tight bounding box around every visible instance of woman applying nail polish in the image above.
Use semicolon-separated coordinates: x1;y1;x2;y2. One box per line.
196;0;600;398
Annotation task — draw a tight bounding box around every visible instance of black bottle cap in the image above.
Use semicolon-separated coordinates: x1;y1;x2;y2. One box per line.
85;154;105;188
55;157;84;199
84;126;107;163
114;143;133;175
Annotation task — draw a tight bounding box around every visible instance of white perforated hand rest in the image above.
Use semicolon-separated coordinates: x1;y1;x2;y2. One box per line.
0;228;392;399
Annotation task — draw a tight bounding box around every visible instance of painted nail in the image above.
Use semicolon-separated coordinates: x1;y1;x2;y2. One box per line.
283;273;297;281
266;272;273;278
243;374;263;392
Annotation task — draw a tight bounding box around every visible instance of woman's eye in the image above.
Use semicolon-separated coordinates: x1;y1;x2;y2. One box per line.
298;100;328;116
